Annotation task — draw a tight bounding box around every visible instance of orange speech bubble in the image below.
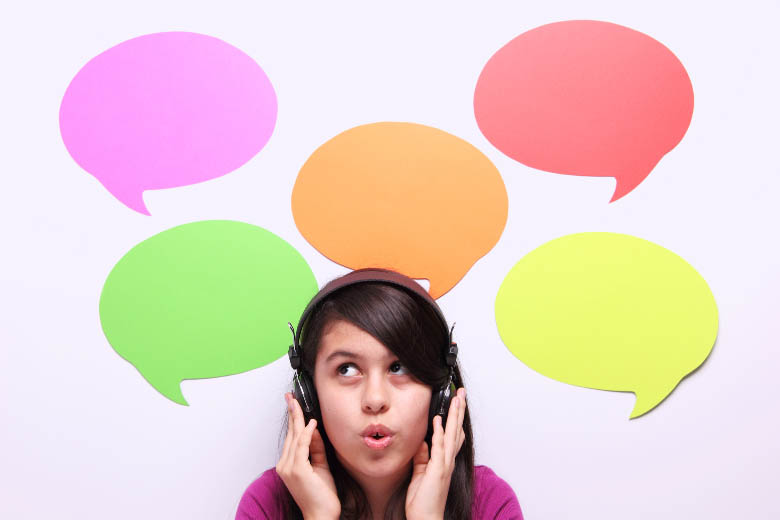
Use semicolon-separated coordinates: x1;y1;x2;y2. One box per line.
292;122;507;298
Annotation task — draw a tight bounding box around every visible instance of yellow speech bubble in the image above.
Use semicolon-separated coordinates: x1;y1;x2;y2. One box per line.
495;232;718;418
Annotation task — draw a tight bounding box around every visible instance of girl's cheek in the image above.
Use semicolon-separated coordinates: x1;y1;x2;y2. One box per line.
336;376;362;386
395;392;429;418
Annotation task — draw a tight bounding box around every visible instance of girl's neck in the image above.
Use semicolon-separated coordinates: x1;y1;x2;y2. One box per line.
342;460;411;519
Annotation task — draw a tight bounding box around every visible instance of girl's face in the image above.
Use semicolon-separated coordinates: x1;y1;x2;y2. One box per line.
313;319;432;481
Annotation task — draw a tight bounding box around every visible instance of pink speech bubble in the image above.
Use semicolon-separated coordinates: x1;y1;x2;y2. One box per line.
59;32;277;215
474;21;694;202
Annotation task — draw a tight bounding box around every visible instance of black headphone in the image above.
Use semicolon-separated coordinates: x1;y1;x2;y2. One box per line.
287;268;458;432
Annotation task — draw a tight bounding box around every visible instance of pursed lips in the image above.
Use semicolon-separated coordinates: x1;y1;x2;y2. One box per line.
360;423;395;438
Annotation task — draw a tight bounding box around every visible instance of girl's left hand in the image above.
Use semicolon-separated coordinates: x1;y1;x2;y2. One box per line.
405;387;467;520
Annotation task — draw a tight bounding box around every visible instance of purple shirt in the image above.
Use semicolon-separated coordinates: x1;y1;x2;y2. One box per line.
236;465;523;519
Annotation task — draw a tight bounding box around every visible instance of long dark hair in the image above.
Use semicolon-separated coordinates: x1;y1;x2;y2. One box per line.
278;282;475;520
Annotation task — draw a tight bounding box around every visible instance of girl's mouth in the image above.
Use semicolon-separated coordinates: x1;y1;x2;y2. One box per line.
363;434;393;450
360;423;395;450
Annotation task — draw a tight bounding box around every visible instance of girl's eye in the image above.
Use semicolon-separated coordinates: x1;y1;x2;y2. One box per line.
336;362;409;376
390;361;408;375
337;363;359;377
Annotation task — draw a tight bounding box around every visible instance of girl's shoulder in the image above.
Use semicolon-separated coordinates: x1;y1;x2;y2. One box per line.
235;467;287;520
472;465;524;519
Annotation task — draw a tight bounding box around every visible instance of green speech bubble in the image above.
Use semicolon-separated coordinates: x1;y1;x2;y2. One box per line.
99;220;317;405
495;232;718;418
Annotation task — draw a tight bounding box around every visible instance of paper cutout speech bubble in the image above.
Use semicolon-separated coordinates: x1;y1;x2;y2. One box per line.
474;20;694;202
60;32;277;215
291;122;508;298
99;221;317;405
495;232;718;418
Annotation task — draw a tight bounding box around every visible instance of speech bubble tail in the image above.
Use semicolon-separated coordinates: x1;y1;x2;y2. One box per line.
102;181;152;215
629;378;680;419
429;273;460;299
428;281;444;299
144;371;189;406
610;176;643;203
609;159;659;203
119;189;152;216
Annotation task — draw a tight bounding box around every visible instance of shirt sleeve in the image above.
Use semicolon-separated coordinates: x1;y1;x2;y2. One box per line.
235;468;287;520
473;465;524;520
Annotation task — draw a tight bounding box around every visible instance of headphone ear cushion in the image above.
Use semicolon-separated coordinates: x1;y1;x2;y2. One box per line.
292;371;320;424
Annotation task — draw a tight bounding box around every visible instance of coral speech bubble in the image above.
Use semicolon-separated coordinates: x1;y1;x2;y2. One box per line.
495;232;718;418
474;21;694;202
60;32;277;215
99;221;317;405
292;122;507;298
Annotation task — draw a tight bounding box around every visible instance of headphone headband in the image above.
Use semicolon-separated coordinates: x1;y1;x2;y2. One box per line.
290;268;454;364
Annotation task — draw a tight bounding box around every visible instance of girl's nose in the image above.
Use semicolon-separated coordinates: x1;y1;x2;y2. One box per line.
361;374;390;414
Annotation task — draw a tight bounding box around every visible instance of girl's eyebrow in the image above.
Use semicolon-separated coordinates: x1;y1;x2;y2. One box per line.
324;350;361;363
323;350;393;363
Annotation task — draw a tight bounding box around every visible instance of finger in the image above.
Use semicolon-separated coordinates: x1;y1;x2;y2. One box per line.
443;394;460;458
456;388;466;443
411;440;429;476
447;389;464;432
452;389;467;456
431;414;445;466
290;394;304;437
447;388;467;461
278;394;294;469
309;424;328;468
293;418;317;467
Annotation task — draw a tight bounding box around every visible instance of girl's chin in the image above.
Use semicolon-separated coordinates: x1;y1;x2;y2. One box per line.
338;451;411;479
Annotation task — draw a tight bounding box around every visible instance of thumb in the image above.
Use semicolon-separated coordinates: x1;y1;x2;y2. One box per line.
309;426;328;468
411;440;429;475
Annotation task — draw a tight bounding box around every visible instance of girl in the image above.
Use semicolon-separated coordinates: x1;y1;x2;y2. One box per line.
236;269;523;519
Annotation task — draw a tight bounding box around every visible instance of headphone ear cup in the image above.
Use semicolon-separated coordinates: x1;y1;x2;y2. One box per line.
292;371;320;424
428;378;456;430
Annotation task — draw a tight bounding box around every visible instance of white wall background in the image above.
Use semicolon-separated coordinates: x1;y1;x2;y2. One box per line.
2;1;779;518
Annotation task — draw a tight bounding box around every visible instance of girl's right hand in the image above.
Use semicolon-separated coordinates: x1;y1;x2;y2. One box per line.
276;393;341;520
